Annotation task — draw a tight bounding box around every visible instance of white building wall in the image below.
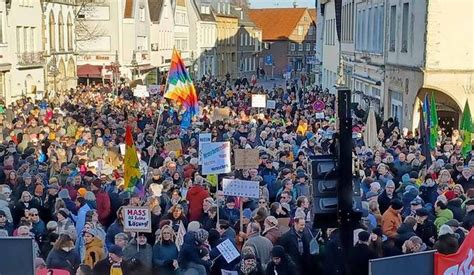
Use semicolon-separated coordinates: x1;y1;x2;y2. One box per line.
150;0;174;73
320;1;339;93
0;0;12;103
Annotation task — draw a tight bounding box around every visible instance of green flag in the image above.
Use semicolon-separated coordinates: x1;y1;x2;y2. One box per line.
460;100;473;157
429;93;439;150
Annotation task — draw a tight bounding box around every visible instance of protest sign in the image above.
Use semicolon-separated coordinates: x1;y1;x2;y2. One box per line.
212;107;231;122
252;94;267;108
122;207;152;233
201;142;231;175
217;239;240;263
222;179;260;199
198;132;212;164
175;221;186;251
148;85;160;95
266;99;276;109
233;149;259;170
133;85;149;98
164;139;182;152
315;112;325;119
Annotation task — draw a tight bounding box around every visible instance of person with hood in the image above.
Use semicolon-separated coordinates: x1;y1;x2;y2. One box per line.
265;245;296;275
414;208;437;248
434;200;454;231
186;176;209;222
90;179;111;226
123;232;153;274
434;225;459;255
152;224;179;275
82;228;105;268
46;234;80;274
381;199;403;239
236;246;265;275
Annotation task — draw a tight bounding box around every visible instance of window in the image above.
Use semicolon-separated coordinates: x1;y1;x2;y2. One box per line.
240;33;244;46
29;27;35;52
231;53;235;62
58;12;64;50
23;27;28;53
290;43;295;51
0;12;3;44
389;5;396;52
297;25;304;35
372;87;381;98
356;10;362;50
305;43;311;51
139;7;146;22
67;14;73;50
49;11;55;51
16;27;21;53
298;43;303;51
137;36;148;51
401;3;409;52
308;25;314;35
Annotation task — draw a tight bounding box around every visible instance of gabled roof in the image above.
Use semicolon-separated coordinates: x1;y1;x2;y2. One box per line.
248;8;307;41
308;8;317;23
148;0;164;22
192;0;216;22
124;0;134;18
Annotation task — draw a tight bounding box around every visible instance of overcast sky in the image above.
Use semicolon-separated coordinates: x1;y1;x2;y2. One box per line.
249;0;315;8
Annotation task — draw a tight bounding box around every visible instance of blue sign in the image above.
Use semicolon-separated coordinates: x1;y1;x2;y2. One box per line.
265;55;273;65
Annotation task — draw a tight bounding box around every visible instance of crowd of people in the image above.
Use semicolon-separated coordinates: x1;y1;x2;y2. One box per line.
0;74;472;275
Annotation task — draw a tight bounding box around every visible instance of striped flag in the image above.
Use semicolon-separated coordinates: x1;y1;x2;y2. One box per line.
124;126;141;191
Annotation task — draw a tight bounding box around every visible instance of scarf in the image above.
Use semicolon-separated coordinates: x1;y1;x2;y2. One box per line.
240;259;257;274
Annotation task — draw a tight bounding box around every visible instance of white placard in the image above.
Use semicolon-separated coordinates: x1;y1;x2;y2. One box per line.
198;133;212;164
122;207;152;233
201;142;231;175
266;100;276;109
216;239;240;263
119;143;126;155
221;270;238;275
315;112;325;119
222;179;260;199
251;94;267;108
133;85;150;98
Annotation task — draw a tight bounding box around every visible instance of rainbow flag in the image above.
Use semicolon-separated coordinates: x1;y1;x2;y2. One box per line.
124;126;141;190
164;48;199;128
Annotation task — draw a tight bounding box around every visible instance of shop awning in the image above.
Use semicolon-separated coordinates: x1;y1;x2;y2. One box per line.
77;64;113;78
132;64;156;74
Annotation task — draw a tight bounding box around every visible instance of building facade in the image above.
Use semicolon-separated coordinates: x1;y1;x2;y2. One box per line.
213;1;238;79
235;7;261;79
7;0;45;103
192;0;217;79
0;0;12;103
42;0;77;95
248;8;316;81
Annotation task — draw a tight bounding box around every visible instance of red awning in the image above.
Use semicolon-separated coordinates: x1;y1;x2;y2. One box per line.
77;64;113;78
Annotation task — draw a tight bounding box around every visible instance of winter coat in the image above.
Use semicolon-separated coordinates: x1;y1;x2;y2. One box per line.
462;210;474;231
179;233;212;270
92;257;136;275
0;220;14;236
243;233;273;270
210;229;239;272
186;185;209;222
381;207;402;239
415;220;437;247
236;260;265;275
124;240;153;274
434;234;459;255
265;257;297;275
377;190;394;214
93;190;111;226
220;207;240;225
446;199;464;222
31;220;47;238
83;238;105;268
419;185;438;205
13;200;38;226
348;243;377;275
73;203;91;235
434;209;454;231
277;227;311;275
46;248;81;275
259;168;278;199
395;223;416;248
263;227;282;245
105;220;124;249
56;218;77;241
0;198;13;223
152;240;179;275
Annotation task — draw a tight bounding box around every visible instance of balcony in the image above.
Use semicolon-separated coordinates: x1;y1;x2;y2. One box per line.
17;52;45;68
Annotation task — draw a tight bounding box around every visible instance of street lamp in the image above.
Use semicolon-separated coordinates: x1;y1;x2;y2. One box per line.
110;50;120;94
131;50;138;80
48;55;59;98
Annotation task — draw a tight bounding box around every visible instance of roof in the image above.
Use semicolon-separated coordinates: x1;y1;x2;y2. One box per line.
192;0;216;22
124;0;134;18
248;8;307;40
148;0;164;22
308;8;317;23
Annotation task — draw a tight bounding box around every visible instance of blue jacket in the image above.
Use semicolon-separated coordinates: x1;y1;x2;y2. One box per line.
220;207;240;225
105;221;124;249
210;228;240;272
73;203;91;235
152;241;179;270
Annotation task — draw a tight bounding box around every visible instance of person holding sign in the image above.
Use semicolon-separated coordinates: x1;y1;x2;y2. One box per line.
152;225;179;275
123;232;153;274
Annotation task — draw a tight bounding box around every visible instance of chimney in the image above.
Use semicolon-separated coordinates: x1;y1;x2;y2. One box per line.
293;1;297;8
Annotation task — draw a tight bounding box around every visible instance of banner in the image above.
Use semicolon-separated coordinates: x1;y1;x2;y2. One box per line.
211;107;231;122
434;229;474;275
252;94;266;108
198;133;212;164
233;149;259;170
164;139;182;152
122;207;152;233
222;179;260;199
201;142;231;175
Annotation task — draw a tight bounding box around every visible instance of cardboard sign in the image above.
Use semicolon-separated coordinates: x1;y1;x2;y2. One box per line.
233;149;259;170
252;94;267;108
266;99;276;109
201;142;231;175
123;207;152;232
222;179;260;199
212;107;231;122
198;133;212;164
164;139;182;152
315;112;325;119
133;85;150;98
216;239;240;263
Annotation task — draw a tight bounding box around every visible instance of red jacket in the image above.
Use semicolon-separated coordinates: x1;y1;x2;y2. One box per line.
186;185;209;221
94;190;111;226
